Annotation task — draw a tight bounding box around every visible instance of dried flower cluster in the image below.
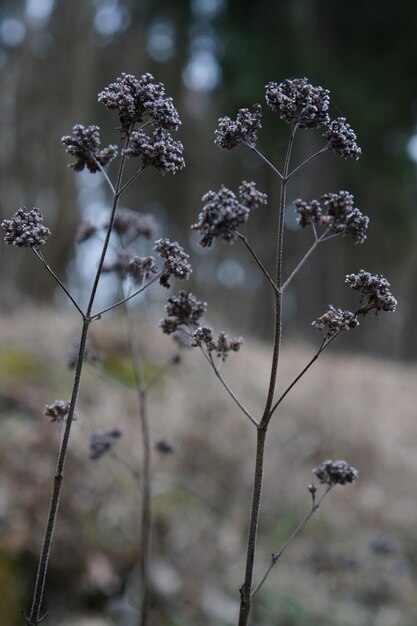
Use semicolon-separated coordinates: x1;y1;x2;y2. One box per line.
75;221;98;244
214;104;262;149
265;78;330;129
153;238;192;288
2;207;51;248
192;182;267;247
43;400;70;423
89;428;123;461
323;117;361;160
67;337;101;369
98;72;180;131
155;438;175;456
104;250;158;284
215;78;361;162
123;128;185;175
346;270;397;313
295;191;369;244
312;306;359;338
313;459;359;486
110;209;158;240
192;326;243;361
61;125;118;173
159;291;207;335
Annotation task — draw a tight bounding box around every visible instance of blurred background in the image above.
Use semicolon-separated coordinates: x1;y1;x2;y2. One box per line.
1;1;417;625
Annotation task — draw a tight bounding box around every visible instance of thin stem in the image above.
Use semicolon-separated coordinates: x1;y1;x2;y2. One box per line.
32;247;84;317
281;231;328;292
90;272;162;320
117;166;145;197
86;128;132;318
26;319;91;626
204;351;258;427
238;124;297;626
251;486;332;599
286;146;329;182
237;233;280;296
247;143;283;180
268;339;326;420
90;154;116;194
25;129;136;626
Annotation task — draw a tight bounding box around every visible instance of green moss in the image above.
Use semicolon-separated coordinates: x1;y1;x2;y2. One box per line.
102;353;161;387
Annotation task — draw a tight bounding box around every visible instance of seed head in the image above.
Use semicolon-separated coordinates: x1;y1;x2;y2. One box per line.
312;306;359;338
313;459;359;486
44;400;70;423
155;438;176;456
323;117;361;160
265;78;330;129
2;207;51;248
154;238;192;288
159;291;207;335
98;72;181;131
123;128;185;175
192;182;266;248
192;326;243;360
75;221;97;244
61;124;118;173
346;270;397;313
295;191;369;244
108;209;158;240
214;104;262;149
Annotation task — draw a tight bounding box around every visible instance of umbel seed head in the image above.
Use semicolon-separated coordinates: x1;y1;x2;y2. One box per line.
2;207;51;247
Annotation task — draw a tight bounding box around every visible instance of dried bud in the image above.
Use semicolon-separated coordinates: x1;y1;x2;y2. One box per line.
294;191;369;244
265;78;330;129
89;428;122;460
312;306;359;337
98;72;180;130
313;459;359;486
154;238;192;288
160;291;207;335
238;181;268;210
192;184;260;247
192;326;243;360
323;117;361;160
61;124;117;173
123;128;185;175
346;270;397;313
44;400;70;423
2;207;51;248
214;104;262;149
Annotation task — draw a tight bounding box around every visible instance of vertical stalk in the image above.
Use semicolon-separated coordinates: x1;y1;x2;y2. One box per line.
25;134;132;626
237;125;297;626
27;319;90;626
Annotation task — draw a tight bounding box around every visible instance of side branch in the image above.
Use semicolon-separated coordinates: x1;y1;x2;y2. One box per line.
203;351;258;427
237;233;280;296
91;272;162;320
250;485;332;599
32;247;84;317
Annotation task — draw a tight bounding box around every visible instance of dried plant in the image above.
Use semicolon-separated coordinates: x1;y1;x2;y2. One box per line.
2;74;396;626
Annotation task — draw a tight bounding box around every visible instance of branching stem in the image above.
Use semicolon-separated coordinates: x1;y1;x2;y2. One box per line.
251;485;332;599
237;233;279;296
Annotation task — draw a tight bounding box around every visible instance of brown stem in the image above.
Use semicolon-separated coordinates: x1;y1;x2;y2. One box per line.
238;124;296;626
25;129;136;626
26;319;90;625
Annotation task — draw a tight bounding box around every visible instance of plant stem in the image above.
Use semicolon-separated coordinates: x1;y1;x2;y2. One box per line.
206;352;258;426
281;231;328;292
238;124;296;626
25;131;133;626
237;233;279;296
90;272;162;320
32;247;84;317
251;486;332;599
26;318;90;626
286;146;328;181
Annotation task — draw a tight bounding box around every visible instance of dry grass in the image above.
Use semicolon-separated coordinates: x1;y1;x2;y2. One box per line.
1;308;417;626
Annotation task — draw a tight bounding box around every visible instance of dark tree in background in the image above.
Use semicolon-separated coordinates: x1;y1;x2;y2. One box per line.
1;0;417;356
